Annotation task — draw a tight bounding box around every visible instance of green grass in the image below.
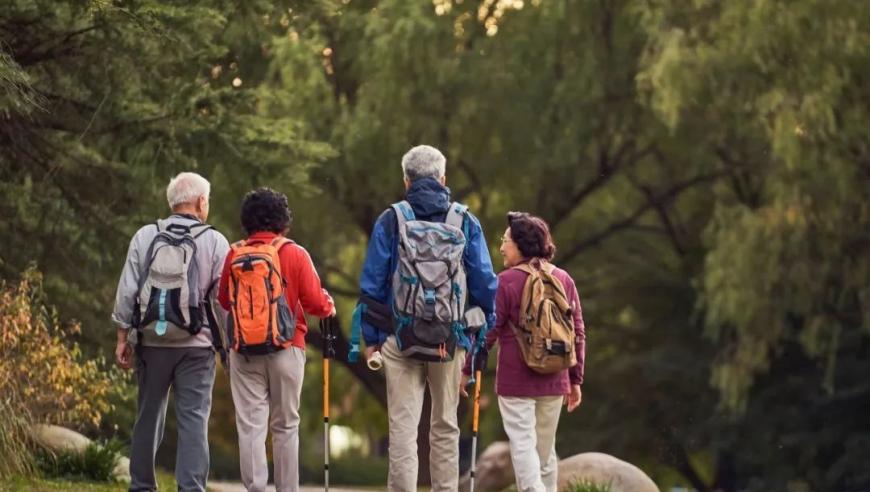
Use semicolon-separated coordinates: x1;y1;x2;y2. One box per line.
562;479;612;492
0;471;177;491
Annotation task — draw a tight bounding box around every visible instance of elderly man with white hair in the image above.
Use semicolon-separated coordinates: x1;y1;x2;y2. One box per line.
350;145;498;490
112;172;229;492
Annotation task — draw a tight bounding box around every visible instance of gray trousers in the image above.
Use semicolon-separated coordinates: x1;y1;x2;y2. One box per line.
130;347;216;492
229;348;306;492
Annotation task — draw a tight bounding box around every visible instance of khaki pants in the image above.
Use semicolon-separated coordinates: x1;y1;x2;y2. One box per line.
382;336;465;492
229;348;305;492
497;395;563;492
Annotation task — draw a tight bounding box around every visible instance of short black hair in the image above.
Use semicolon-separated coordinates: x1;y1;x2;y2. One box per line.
240;187;292;235
507;211;556;261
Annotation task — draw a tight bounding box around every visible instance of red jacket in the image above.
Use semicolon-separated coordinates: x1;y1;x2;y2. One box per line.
218;231;334;350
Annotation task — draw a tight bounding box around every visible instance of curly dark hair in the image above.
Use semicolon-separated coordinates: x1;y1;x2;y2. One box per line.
240;187;293;235
507;211;556;261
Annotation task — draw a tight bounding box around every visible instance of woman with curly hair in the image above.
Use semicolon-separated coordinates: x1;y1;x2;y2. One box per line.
218;187;334;492
462;211;586;492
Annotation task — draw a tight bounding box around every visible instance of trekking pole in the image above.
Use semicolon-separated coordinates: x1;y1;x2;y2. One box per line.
470;368;483;492
321;317;337;492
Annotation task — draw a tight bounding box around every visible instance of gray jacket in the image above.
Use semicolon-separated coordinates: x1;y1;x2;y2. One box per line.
112;214;230;348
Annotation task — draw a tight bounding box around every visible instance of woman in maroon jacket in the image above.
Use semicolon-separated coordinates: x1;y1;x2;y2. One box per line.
461;211;585;492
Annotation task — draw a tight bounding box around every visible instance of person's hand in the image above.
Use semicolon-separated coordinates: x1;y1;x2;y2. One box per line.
327;303;337;317
115;340;133;370
566;384;582;412
364;345;378;361
459;373;471;397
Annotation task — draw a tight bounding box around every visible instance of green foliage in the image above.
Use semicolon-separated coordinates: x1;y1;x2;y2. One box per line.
35;440;124;483
2;0;869;490
561;479;612;492
301;452;390;487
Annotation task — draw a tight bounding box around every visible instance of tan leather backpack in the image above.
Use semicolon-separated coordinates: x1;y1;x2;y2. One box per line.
510;262;577;374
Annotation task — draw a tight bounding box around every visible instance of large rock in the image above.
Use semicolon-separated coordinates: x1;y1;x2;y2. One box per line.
459;441;514;492
557;453;658;492
31;424;92;453
459;441;658;492
31;424;131;483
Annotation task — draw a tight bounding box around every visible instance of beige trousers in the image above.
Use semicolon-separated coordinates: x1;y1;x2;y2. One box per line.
229;347;305;492
381;336;465;492
497;395;563;492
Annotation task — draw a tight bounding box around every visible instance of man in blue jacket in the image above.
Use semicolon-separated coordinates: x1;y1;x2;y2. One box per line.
353;145;497;491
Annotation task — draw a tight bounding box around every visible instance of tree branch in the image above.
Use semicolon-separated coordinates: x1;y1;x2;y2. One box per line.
556;171;727;264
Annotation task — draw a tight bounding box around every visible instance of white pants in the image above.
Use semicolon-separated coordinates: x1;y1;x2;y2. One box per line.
498;395;563;492
229;348;305;492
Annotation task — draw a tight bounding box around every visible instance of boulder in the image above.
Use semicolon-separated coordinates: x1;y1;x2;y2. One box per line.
459;441;514;492
557;452;658;492
31;424;91;453
459;441;658;492
30;424;131;483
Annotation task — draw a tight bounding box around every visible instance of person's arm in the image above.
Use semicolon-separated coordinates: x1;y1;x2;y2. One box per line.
463;277;507;375
217;250;234;311
111;230;143;331
463;213;498;329
112;229;145;369
567;277;586;386
358;211;394;346
291;245;334;318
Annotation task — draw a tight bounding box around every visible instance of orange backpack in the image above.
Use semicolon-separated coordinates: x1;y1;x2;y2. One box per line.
228;236;296;354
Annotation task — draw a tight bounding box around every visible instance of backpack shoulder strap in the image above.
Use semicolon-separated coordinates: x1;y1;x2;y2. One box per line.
512;263;536;275
445;202;468;230
540;261;556;274
191;223;214;239
270;236;294;250
391;201;415;230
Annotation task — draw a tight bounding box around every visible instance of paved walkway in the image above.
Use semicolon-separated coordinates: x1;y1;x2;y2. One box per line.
209;482;379;492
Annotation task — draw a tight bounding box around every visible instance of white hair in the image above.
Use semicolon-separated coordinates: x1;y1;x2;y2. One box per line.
401;145;446;182
166;172;210;208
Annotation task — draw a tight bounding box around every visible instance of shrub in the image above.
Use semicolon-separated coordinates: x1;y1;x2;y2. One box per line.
0;269;116;479
562;479;613;492
35;440;124;482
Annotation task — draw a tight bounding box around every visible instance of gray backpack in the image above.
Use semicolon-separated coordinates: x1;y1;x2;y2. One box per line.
133;220;212;342
392;200;470;361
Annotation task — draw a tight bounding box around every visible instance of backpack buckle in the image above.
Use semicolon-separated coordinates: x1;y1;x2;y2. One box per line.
423;289;436;305
423;289;436;321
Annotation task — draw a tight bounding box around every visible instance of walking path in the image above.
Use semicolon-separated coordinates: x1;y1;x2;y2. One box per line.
209;482;380;492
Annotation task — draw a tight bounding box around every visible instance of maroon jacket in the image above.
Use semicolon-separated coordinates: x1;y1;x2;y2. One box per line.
464;264;586;397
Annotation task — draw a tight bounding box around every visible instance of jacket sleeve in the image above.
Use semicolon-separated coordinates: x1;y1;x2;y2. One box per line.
358;212;394;346
209;232;230;309
292;245;335;318
463;276;507;375
111;230;144;330
566;276;586;385
463;213;498;328
217;250;234;311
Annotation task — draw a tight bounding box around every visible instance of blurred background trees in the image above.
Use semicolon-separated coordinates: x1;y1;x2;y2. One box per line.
1;1;867;490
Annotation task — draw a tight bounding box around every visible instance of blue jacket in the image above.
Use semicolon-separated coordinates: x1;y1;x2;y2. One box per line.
357;178;498;348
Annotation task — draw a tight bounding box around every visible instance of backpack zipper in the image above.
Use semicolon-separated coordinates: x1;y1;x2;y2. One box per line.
249;286;254;318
